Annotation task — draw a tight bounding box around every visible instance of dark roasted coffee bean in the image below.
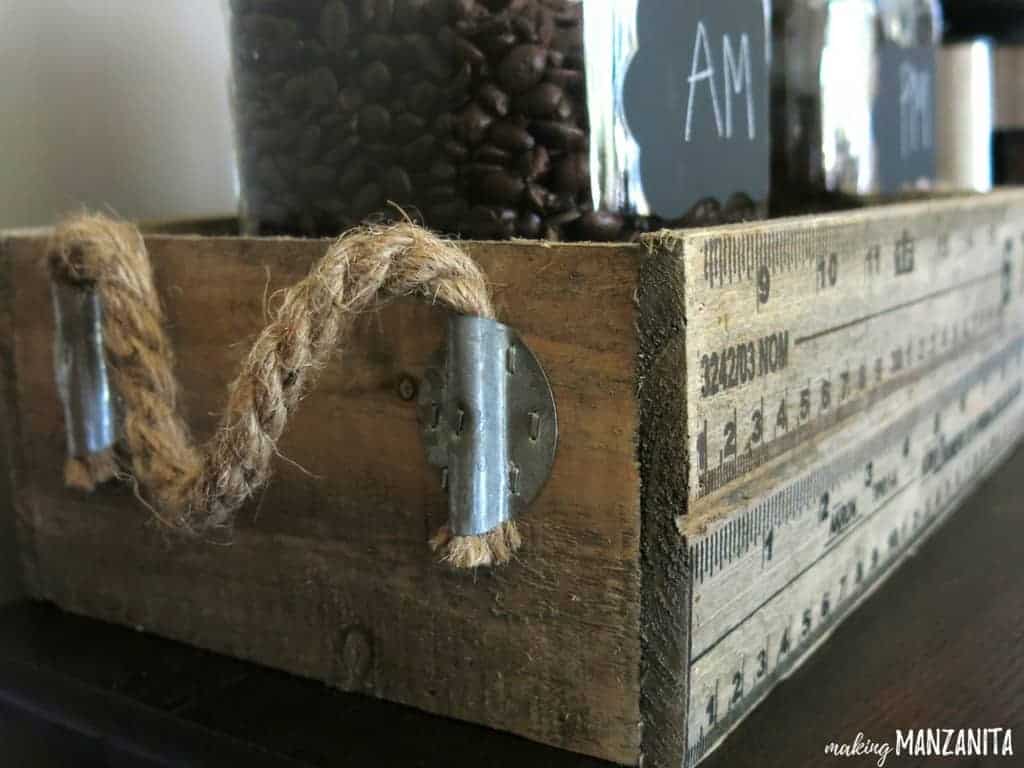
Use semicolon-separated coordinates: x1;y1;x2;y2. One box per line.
520;145;551;180
546;67;583;90
307;66;339;108
407;33;450;80
545;209;582;228
361;33;399;60
442;140;469;160
432;112;455;136
531;121;585;150
297;124;321;162
361;61;392;93
464;162;505;179
402;135;436;169
490;120;535;152
430;160;458;182
352;181;385;216
479;171;525;205
361;0;394;33
256;156;287;191
337;86;364;112
394;0;431;32
283;73;308;107
455;103;493;145
474;144;512;165
429;199;469;222
406;81;438;116
319;2;350;53
477;83;510;116
393;112;427;141
358;104;392;138
454;36;486;66
337;158;369;191
384;166;414;201
552;152;588;194
516;211;544;238
523;82;564;117
427;184;458;202
497;45;547;93
451;0;476;19
297;165;337;195
577;210;624;241
524;182;548;212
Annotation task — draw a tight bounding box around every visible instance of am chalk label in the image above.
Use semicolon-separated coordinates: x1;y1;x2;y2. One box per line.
876;45;937;194
623;0;770;220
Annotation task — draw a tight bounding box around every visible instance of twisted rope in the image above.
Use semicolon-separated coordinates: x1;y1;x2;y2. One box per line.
48;213;521;568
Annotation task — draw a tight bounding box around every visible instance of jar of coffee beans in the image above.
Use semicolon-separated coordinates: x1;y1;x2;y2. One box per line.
228;0;772;240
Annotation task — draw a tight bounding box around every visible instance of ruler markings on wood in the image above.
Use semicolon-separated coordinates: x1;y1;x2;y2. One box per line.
679;199;1024;767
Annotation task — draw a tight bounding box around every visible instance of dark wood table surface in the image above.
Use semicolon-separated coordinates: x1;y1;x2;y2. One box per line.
1;444;1023;767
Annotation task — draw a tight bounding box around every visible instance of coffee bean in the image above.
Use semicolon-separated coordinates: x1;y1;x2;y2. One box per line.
479;171;525;205
455;103;493;145
490;120;534;152
577;210;624;241
477;83;510;116
393;112;426;141
319;2;351;53
430;160;458;182
298;165;337;195
358;104;392;138
497;44;547;93
474;144;511;165
406;81;438;116
454;36;486;66
384;166;414;201
523;82;564;117
308;66;339;108
552;152;588;195
520;145;551;180
516;211;544;238
352;181;385;216
361;61;392;93
442;140;470;160
531;121;585;150
297;124;322;162
337;86;364;112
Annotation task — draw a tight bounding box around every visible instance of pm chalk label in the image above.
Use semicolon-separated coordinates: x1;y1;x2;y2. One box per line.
876;45;937;194
623;0;770;219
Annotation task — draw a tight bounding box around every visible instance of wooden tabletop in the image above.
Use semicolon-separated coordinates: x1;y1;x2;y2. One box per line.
1;443;1023;767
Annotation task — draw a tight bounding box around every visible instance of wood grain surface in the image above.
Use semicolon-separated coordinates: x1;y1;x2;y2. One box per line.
0;441;1021;767
0;232;646;764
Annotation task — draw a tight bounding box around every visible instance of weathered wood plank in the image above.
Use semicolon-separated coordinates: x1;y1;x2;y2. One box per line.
7;234;646;764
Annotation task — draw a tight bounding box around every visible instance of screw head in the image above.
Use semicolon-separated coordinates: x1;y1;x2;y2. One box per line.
397;374;417;401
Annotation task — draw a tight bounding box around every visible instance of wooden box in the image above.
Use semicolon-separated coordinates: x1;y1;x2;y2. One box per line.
2;191;1023;767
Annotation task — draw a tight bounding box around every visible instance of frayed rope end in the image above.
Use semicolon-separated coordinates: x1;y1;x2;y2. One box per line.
64;448;118;493
429;520;522;569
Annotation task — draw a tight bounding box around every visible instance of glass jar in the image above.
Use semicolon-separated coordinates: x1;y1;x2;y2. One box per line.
771;0;942;212
227;0;771;240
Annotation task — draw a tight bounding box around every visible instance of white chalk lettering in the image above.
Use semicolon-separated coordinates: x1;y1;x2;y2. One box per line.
722;32;755;139
685;20;723;142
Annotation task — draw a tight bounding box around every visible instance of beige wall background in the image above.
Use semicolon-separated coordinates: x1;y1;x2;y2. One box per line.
0;0;237;228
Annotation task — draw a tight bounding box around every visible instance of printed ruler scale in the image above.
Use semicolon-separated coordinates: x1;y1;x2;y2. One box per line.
674;194;1024;767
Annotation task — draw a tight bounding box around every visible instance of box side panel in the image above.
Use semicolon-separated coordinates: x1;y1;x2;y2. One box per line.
9;235;645;764
676;190;1024;766
637;245;691;768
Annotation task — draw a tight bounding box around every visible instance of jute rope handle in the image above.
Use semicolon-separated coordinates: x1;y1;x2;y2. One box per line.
48;213;521;569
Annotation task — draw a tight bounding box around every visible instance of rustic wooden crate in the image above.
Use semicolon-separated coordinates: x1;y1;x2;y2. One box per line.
1;191;1023;767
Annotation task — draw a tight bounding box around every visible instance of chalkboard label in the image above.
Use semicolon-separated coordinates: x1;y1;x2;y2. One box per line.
623;0;770;220
876;45;937;194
